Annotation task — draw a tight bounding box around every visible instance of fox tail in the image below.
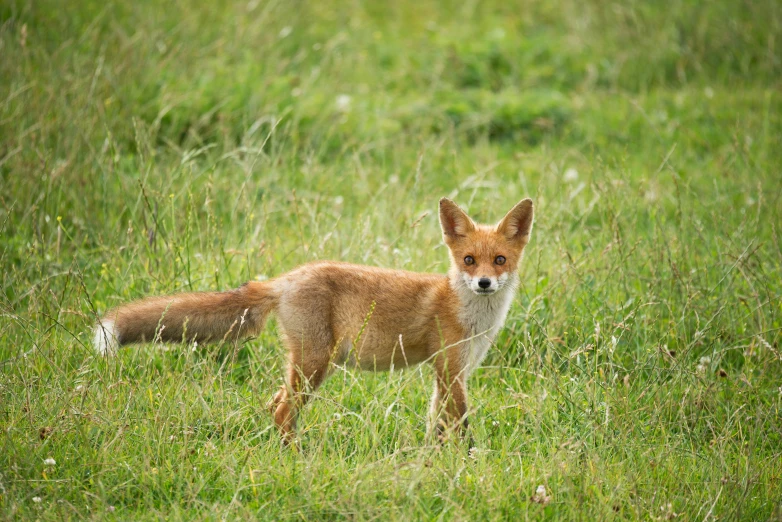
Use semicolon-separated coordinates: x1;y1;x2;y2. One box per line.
93;281;277;355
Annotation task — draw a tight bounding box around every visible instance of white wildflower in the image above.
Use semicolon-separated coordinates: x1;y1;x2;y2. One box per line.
335;94;352;112
32;496;42;503
563;168;578;183
531;484;551;505
44;458;56;467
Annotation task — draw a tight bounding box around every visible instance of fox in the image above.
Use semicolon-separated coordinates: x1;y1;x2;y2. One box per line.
93;197;534;444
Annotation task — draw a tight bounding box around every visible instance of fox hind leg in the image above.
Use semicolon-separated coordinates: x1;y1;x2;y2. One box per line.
272;336;335;444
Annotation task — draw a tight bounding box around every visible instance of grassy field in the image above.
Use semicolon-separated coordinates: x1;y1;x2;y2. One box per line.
2;0;782;519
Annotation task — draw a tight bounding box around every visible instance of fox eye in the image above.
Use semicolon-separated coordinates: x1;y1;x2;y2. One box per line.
495;255;506;265
464;256;475;266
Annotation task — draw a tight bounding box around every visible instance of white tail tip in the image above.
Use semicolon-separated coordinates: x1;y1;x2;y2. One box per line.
93;319;119;356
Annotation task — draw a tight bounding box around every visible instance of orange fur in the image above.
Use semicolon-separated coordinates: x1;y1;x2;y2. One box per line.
94;197;534;444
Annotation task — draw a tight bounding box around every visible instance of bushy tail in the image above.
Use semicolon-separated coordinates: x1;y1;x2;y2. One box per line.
93;281;277;355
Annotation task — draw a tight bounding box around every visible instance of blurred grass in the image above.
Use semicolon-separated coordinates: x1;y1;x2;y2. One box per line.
1;0;781;519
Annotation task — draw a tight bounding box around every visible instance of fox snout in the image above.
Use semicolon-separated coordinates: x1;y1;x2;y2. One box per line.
473;275;497;295
462;273;510;295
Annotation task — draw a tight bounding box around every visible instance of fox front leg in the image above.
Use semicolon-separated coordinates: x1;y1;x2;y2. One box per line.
430;355;473;447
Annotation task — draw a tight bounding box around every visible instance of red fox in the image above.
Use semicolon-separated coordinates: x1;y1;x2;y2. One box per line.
94;197;534;444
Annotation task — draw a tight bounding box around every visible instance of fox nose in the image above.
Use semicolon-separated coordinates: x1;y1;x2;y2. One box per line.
478;278;492;289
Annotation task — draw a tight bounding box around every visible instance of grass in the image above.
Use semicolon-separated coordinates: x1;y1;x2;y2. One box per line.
2;0;782;519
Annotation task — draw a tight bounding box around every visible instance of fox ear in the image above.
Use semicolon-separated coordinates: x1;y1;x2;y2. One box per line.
439;198;475;239
497;198;534;242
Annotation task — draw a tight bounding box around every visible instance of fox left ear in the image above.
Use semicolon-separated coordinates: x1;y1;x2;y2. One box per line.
497;198;534;243
440;198;476;240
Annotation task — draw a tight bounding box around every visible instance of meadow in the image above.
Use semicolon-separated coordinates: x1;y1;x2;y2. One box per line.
1;0;781;519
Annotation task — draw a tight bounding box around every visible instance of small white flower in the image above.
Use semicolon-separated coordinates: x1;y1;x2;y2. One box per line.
44;458;56;467
531;484;551;505
696;356;710;375
332;413;342;421
563;168;578;182
278;26;292;39
32;496;42;503
335;94;352;112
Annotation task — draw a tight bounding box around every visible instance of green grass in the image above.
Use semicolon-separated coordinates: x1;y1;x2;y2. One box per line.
2;0;782;519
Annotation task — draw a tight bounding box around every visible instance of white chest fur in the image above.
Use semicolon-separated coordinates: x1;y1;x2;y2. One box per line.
456;277;517;375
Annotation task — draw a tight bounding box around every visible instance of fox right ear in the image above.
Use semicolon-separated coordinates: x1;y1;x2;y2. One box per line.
497;198;534;243
439;198;475;240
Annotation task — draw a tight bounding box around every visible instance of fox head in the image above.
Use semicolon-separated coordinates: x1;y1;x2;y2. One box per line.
439;197;534;296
